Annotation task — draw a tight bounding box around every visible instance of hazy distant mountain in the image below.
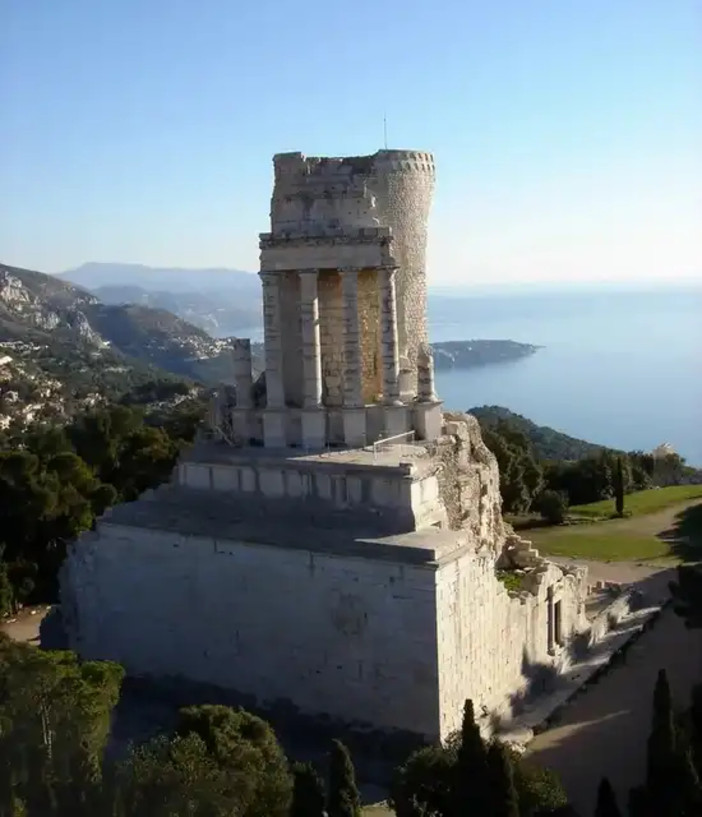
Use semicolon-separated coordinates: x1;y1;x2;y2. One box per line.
56;264;262;338
1;262;237;388
57;262;259;294
92;284;261;337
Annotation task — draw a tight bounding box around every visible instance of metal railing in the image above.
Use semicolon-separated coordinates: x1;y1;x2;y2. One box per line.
370;430;416;460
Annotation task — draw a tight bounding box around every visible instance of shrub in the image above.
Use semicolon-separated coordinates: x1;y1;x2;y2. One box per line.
536;490;568;525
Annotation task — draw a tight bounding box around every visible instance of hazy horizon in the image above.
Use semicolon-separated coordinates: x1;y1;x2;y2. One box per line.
6;259;702;296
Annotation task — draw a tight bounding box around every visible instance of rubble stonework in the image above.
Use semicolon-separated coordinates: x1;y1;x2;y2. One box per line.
59;149;594;743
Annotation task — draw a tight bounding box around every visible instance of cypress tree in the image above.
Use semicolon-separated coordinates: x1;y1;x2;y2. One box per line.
327;740;361;817
594;777;621;817
690;683;702;776
646;669;677;813
678;748;702;815
627;786;648;817
614;458;625;517
453;699;490;816
290;762;326;817
486;740;519;817
0;558;13;616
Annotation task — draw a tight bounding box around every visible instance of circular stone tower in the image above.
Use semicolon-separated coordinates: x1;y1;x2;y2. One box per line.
263;149;436;411
366;150;436;368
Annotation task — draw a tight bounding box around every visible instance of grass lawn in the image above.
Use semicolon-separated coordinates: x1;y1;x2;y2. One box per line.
527;495;702;563
527;530;673;562
570;484;702;519
363;806;392;816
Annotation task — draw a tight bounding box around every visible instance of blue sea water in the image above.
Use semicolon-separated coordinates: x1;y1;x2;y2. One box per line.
429;286;702;466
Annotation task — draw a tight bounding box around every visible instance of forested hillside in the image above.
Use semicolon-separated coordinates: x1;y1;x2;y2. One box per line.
0;263;235;394
470;407;691;522
468;406;607;460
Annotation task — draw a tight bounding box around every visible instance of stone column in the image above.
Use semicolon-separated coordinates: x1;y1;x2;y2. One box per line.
417;343;437;403
259;272;285;409
379;266;401;405
414;344;443;439
232;338;253;409
298;270;323;408
340;268;366;448
340;268;363;407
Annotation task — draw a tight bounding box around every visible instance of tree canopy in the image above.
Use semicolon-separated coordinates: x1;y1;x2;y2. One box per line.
0;402;202;613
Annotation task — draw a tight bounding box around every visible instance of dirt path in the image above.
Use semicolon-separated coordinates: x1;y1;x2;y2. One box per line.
0;606;50;644
526;607;702;815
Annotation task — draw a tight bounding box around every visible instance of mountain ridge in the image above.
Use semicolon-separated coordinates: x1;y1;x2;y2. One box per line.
0;262;232;427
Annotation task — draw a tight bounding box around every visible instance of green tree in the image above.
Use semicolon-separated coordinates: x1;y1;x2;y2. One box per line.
690;684;702;777
453;699;490;815
115;705;292;817
594;777;620;817
670;564;702;629
646;669;678;812
327;740;361;817
0;550;14;616
113;732;232;817
389;744;456;817
290;762;326;817
390;730;568;817
642;669;702;816
0;634;123;817
481;422;544;514
512;760;569;816
176;704;292;817
536;490;568;525
613;458;625;517
487;740;519;817
627;786;647;817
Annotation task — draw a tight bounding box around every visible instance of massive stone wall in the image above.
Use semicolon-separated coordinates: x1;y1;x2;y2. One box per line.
61;525;442;738
436;552;587;737
59;415;590;742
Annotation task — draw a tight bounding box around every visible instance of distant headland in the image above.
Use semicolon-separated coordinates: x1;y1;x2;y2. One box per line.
431;339;540;370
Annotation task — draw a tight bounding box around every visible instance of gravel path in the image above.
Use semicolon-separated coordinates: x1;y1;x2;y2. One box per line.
0;606;50;644
526;605;702;815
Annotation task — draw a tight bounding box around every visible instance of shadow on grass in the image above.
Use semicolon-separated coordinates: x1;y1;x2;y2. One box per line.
657;502;702;562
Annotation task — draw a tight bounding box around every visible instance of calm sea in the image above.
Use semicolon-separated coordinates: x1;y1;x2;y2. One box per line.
429;286;702;466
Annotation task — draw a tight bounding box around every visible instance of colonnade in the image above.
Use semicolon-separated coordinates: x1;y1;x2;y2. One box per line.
258;267;402;411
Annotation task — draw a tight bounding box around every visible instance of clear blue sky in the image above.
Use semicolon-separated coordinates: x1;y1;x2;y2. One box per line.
2;0;700;286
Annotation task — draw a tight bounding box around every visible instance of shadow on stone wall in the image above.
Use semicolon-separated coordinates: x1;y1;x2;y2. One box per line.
107;675;427;790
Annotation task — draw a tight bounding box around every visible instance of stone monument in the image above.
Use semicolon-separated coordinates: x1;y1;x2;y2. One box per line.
59;150;591;742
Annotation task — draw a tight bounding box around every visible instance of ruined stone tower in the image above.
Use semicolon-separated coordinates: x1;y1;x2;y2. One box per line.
59;150;591;745
226;150;441;450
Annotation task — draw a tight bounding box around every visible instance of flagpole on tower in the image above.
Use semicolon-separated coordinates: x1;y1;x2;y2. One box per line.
383;113;388;150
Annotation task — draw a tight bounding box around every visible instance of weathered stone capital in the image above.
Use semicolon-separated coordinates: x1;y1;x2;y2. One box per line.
297;268;320;278
259;270;279;284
